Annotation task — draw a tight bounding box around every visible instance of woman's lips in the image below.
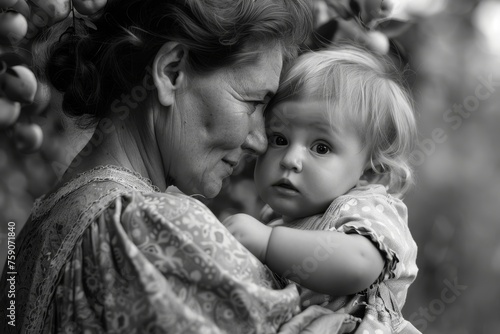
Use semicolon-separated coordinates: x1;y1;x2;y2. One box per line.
222;158;239;176
222;159;238;168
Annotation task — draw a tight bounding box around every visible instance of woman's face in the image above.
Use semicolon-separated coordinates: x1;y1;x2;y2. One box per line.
162;45;283;198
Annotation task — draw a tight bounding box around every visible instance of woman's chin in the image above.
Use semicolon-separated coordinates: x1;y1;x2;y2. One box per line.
199;179;223;199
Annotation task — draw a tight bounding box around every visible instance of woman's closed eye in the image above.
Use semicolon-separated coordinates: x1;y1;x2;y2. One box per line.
248;101;266;114
311;142;331;155
269;134;288;146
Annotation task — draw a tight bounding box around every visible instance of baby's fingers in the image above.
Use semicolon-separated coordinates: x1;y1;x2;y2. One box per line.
222;216;242;236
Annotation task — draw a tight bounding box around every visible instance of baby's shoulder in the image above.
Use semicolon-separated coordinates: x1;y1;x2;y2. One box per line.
337;184;406;212
326;184;410;235
343;184;394;199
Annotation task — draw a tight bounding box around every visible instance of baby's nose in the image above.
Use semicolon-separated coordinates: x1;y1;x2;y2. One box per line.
280;146;304;172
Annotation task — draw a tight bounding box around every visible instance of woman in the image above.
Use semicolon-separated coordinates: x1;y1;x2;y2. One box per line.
0;0;329;333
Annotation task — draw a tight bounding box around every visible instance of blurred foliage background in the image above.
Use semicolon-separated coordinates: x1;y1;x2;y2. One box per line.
1;0;500;333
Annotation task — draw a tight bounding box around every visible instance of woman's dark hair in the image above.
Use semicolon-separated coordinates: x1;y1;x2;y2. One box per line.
41;0;313;128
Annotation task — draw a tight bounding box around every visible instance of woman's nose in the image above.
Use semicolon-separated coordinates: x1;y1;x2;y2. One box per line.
242;111;268;156
280;145;303;172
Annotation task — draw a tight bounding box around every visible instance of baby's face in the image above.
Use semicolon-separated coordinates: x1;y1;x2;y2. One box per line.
255;99;369;221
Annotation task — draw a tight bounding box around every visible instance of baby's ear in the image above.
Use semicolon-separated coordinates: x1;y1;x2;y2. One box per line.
358;167;386;187
357;170;371;187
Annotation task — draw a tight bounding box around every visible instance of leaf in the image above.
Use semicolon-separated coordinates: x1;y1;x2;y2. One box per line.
0;60;7;75
83;19;97;31
376;19;415;38
307;18;340;51
0;52;27;67
5;67;19;78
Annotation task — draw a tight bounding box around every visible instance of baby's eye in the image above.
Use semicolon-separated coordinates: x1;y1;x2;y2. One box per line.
312;143;331;155
269;134;288;146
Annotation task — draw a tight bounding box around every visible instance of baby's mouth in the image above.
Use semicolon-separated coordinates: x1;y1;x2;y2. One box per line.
273;179;299;192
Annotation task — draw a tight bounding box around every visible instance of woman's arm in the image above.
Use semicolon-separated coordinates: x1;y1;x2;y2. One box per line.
224;214;384;296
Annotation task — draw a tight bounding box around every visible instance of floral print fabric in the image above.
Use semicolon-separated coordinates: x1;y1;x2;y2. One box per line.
0;166;299;334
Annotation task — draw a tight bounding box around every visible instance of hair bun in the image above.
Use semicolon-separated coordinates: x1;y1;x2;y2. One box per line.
46;27;81;93
45;20;101;122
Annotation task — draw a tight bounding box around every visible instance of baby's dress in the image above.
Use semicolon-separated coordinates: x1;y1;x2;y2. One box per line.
0;166;300;334
272;184;420;333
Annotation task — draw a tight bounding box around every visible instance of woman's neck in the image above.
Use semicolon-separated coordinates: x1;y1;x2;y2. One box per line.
60;115;170;192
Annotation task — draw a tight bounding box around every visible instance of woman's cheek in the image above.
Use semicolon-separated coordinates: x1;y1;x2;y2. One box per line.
219;114;251;145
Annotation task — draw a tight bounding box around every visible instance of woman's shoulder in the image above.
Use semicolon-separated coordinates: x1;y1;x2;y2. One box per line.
111;190;216;233
31;165;159;217
118;190;219;227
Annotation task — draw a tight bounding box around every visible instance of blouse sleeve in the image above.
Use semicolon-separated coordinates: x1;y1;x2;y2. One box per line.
323;191;415;284
49;191;300;334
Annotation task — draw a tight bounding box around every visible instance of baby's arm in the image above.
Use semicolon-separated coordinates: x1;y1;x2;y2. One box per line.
224;214;384;296
265;227;384;296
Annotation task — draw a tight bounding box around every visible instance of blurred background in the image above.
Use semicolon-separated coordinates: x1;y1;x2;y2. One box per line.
1;0;500;333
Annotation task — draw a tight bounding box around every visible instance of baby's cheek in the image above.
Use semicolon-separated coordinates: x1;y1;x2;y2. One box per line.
254;161;270;193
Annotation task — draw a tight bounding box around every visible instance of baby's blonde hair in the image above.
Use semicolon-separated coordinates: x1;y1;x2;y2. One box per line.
268;45;417;195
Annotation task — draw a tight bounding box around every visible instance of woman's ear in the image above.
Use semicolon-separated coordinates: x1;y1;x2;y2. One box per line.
153;42;188;107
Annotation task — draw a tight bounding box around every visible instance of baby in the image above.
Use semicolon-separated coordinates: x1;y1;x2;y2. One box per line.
224;46;421;333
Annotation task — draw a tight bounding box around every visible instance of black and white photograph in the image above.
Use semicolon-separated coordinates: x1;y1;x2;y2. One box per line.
0;0;499;333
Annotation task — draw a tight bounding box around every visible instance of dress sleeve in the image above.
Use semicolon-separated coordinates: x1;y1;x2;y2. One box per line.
324;193;413;283
50;191;300;334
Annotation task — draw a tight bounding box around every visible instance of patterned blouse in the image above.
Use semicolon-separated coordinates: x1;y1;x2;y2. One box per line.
0;166;300;334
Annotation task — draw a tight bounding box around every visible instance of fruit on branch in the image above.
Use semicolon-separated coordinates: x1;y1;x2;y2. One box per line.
28;0;71;27
314;0;407;55
0;65;37;104
21;80;50;115
73;0;108;16
0;96;20;127
357;0;395;24
11;0;30;19
0;10;28;45
13;122;43;153
334;18;390;54
365;30;390;54
0;0;18;8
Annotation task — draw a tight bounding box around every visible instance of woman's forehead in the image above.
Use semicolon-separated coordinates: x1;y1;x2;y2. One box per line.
228;45;284;94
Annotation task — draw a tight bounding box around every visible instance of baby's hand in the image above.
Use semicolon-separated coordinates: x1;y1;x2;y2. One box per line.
223;214;273;263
